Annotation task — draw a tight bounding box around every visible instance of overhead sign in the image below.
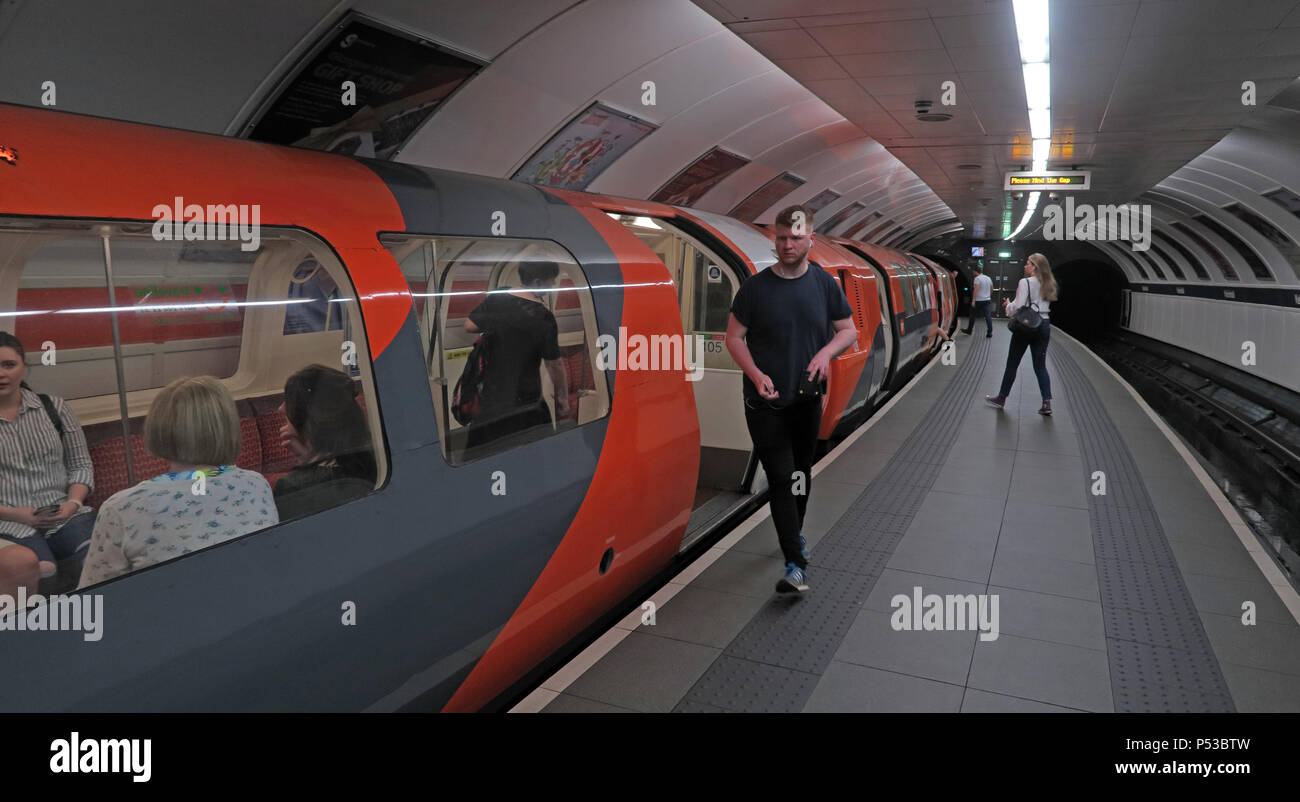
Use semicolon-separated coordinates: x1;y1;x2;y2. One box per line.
1003;170;1090;190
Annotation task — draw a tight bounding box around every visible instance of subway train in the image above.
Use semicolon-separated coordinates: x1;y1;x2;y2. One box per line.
0;102;954;712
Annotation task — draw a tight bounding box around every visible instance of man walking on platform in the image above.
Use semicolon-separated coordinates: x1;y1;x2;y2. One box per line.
726;205;857;594
962;266;993;337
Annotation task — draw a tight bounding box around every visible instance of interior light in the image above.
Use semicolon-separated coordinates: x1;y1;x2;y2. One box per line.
1022;63;1051;110
631;216;662;230
1012;0;1050;63
1029;108;1051;140
1032;138;1050;168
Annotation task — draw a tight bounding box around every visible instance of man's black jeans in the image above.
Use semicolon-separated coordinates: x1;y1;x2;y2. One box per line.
744;396;822;570
963;300;992;334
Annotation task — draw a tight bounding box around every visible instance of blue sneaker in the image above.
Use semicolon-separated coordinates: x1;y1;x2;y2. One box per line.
776;562;809;594
799;534;809;561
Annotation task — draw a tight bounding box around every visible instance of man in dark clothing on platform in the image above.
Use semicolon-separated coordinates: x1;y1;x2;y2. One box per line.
726;204;857;593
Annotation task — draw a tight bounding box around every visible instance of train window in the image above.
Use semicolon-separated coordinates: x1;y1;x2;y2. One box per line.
605;213;742;370
382;235;609;465
0;219;387;590
901;271;917;316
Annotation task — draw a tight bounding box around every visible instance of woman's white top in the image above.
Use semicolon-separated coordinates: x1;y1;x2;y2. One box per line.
1007;276;1050;319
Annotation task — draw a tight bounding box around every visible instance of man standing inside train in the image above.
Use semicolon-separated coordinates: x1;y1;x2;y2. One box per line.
962;265;993;337
726;204;857;593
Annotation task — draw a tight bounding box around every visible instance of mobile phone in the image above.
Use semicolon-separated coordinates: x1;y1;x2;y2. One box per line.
34;503;62;516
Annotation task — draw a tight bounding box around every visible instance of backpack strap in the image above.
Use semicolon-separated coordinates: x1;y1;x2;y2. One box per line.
38;393;64;438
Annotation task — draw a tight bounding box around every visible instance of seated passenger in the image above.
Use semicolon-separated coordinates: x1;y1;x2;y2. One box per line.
78;376;278;587
0;331;97;582
462;261;569;453
273;365;376;520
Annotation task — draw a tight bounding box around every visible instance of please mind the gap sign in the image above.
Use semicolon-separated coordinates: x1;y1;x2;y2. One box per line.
1002;171;1091;190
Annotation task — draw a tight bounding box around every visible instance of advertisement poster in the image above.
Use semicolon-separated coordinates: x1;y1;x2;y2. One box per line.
729;172;806;220
842;211;883;239
803;189;841;216
817;201;866;234
513;103;656;190
651;147;749;206
246;14;482;159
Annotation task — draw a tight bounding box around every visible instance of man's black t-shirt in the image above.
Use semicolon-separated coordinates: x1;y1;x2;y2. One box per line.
467;293;561;417
730;263;853;405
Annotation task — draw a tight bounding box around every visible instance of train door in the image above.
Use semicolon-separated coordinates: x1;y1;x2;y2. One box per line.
604;213;751;548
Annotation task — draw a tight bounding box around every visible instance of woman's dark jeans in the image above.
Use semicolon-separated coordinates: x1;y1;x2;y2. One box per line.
998;320;1052;401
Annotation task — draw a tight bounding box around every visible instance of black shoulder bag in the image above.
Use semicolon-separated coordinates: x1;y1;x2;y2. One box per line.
1007;279;1043;336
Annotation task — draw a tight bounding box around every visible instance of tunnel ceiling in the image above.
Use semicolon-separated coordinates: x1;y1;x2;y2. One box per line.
691;0;1300;238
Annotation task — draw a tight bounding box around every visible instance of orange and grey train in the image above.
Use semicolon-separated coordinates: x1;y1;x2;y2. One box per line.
0;103;954;712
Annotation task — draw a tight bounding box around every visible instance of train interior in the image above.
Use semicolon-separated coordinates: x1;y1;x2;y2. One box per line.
382;235;610;464
0;219;388;591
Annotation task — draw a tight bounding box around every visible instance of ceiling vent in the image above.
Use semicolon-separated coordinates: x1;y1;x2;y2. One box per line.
956;163;981;170
915;100;953;122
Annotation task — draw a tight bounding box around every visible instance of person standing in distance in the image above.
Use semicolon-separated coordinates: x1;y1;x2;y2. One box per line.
962;265;994;337
726;205;857;593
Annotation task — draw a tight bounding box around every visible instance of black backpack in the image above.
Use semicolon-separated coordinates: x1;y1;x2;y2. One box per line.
451;333;490;426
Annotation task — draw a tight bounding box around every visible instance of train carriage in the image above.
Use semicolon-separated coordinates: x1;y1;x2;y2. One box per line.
0;102;945;712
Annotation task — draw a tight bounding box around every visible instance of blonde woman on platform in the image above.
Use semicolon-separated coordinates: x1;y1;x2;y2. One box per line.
986;253;1058;415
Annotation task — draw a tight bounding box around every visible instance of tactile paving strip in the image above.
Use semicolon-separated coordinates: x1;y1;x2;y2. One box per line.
1051;346;1235;712
674;336;993;712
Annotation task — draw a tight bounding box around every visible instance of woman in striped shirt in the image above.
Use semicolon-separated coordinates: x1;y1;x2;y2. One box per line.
0;332;96;594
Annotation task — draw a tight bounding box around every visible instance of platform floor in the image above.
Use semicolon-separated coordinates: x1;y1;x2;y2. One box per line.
518;324;1300;713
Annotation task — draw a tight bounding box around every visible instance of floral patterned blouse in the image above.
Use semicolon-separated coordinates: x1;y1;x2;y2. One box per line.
78;466;278;587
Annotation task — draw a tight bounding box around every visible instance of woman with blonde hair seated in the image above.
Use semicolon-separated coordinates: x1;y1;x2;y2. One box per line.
79;376;278;587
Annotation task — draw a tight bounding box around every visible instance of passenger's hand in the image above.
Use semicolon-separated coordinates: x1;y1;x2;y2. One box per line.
806;352;831;383
279;422;312;462
5;507;46;528
556;396;572;419
753;372;779;400
34;501;79;526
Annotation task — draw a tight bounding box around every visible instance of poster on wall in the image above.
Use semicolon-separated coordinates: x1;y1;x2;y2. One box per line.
513;103;657;190
244;13;483;160
651;147;749;206
803;189;841;216
817;202;866;234
842;211;882;240
729;172;806;220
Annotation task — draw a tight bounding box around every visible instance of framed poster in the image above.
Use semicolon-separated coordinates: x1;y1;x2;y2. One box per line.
842;211;883;239
244;13;483;160
729;172;806;220
803;189;841;216
513;103;656;190
817;202;866;234
651;147;749;206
